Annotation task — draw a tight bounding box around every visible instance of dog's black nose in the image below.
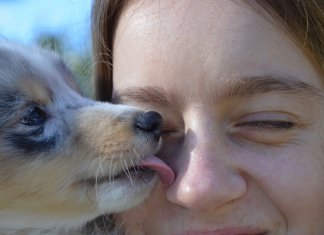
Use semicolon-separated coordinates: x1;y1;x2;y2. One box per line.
135;111;163;140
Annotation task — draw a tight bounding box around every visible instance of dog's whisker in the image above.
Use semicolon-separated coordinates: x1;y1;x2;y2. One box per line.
130;157;138;176
133;148;146;166
95;164;101;203
98;155;105;177
108;153;116;182
132;148;143;163
122;158;135;187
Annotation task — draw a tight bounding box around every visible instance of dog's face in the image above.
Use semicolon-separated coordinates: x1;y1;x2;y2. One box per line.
0;42;170;230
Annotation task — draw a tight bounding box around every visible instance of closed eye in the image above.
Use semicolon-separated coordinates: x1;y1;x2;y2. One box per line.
235;120;295;129
161;123;184;140
230;112;302;146
161;127;179;136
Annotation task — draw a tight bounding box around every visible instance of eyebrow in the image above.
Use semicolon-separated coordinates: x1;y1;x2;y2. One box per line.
112;86;181;106
112;76;323;107
219;76;322;101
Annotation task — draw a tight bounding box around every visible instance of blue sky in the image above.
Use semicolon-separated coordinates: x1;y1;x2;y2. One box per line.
0;0;92;52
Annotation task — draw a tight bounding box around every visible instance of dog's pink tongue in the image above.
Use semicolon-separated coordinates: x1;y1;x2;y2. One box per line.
141;155;174;185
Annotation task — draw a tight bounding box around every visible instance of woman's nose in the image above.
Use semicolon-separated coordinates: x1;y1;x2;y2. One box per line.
167;159;247;211
166;114;247;211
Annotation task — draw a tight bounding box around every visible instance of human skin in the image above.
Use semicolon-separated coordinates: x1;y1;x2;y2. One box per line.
111;0;324;234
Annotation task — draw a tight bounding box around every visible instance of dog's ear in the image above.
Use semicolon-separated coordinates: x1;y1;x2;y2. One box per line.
53;58;83;95
0;43;12;79
0;41;28;85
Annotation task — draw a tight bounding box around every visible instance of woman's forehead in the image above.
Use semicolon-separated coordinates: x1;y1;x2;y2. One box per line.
113;0;322;90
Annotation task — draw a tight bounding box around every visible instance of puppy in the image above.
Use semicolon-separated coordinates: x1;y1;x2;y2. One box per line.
0;42;174;234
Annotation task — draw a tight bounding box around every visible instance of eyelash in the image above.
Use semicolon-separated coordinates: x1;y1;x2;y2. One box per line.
161;123;183;138
235;120;295;129
160;120;295;136
161;128;178;135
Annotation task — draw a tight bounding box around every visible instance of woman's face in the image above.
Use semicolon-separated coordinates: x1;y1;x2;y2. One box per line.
112;0;324;234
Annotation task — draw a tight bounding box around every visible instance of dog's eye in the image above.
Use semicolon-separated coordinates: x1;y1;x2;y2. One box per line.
21;106;46;126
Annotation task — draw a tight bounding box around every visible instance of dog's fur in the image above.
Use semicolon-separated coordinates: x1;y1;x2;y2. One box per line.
0;42;161;234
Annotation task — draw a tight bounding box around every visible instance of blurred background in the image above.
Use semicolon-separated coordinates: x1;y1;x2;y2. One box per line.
0;0;93;95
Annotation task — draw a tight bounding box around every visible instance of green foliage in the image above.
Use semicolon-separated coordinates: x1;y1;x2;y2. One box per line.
36;35;63;56
66;54;93;97
36;34;93;97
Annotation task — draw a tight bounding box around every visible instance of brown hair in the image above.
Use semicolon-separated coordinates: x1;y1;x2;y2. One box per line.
91;0;324;101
